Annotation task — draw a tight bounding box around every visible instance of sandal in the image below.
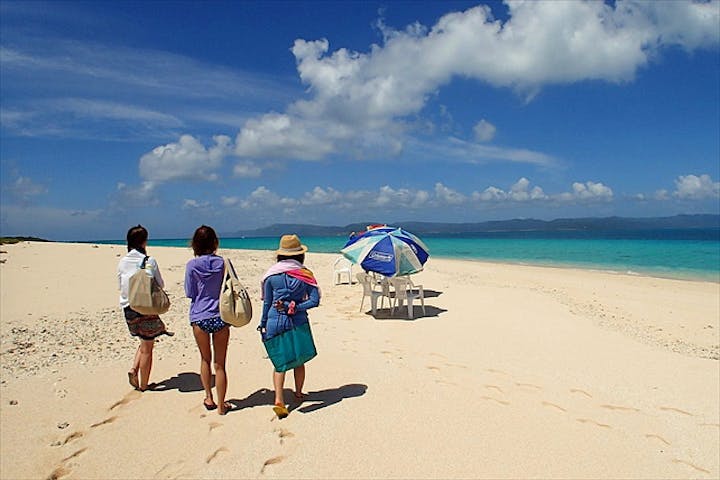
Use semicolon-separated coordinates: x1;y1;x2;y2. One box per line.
127;369;139;389
218;402;233;416
273;403;289;419
204;399;218;411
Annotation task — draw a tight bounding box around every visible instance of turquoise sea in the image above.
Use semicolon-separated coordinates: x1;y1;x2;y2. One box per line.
96;228;720;282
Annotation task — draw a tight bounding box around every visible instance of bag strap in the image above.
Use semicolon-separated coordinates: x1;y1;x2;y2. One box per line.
139;255;149;269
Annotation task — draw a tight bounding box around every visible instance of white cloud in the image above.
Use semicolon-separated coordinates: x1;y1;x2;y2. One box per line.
221;196;240;207
139;134;231;182
434;182;466;205
473;178;612;203
182;199;211;210
473;177;547;202
239;186;298;210
234;113;334;160
473;119;496;142
233;161;262;178
300;186;344;206
113;181;159;208
673;174;720;199
654;189;670;201
232;1;718;161
554;181;613;202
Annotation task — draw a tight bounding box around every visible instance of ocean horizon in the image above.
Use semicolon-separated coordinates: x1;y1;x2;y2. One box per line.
95;228;719;283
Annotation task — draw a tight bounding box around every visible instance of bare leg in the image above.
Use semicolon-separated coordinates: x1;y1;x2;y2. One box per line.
293;364;306;398
138;339;154;390
273;370;286;406
192;325;214;407
213;326;230;415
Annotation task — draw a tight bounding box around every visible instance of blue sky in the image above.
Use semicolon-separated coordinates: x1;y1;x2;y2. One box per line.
1;0;719;240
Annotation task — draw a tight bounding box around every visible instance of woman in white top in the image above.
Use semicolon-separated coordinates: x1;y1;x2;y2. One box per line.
117;225;173;391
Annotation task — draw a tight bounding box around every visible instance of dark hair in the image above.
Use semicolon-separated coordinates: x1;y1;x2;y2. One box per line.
277;253;305;264
192;225;219;256
126;225;148;254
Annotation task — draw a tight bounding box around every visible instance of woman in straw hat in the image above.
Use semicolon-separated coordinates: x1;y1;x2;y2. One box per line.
259;234;320;418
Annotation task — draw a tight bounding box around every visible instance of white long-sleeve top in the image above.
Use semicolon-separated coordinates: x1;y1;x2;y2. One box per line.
117;249;165;308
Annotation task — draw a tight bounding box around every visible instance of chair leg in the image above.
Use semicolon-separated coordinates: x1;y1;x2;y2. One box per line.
407;298;414;320
359;295;365;312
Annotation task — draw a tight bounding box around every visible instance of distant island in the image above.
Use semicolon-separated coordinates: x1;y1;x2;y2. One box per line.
0;236;50;245
225;214;719;238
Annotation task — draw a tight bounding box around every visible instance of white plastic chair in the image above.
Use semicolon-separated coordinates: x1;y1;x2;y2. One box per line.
333;256;353;285
390;276;426;319
356;272;390;315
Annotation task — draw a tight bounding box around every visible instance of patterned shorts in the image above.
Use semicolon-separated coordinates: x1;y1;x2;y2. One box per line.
124;307;169;340
193;316;228;334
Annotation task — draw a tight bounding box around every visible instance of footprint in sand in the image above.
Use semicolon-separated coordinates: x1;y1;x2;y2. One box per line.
108;391;141;411
576;418;611;429
515;382;543;391
483;385;504;394
261;455;286;474
62;431;84;445
206;447;229;464
671;458;711;475
90;416;117;428
426;366;441;372
481;396;509;406
600;404;640;413
542;401;567;413
47;447;89;480
276;428;295;444
659;406;693;416
484;368;509;376
569;388;592;398
644;433;671;446
154;461;185;478
209;422;223;432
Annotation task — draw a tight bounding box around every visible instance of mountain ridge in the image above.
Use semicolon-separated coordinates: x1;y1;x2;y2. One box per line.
224;214;719;237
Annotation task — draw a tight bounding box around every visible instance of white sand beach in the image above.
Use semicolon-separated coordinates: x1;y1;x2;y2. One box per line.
1;241;718;479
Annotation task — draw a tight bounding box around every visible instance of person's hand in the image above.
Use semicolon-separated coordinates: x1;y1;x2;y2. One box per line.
274;300;286;312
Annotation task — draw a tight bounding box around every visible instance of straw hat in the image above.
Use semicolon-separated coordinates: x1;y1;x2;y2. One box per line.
276;234;308;255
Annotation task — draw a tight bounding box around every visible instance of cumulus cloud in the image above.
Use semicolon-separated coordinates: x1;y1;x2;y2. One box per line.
182;199;211;210
473;177;547;201
473;178;612;203
473;119;497;142
113;181;159;208
139;134;231;182
434;182;466;205
673;174;720;199
232;1;718;161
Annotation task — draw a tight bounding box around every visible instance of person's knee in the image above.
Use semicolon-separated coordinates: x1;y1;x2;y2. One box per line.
213;361;226;372
140;341;154;353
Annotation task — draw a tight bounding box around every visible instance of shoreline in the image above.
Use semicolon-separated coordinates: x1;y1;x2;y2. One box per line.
80;238;720;284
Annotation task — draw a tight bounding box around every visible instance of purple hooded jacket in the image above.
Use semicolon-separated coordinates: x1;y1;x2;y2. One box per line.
184;254;224;323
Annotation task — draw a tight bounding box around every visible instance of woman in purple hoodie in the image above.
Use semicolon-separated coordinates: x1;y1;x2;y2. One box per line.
184;225;232;414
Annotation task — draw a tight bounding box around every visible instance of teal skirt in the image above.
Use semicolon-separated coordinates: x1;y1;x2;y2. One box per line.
263;322;317;372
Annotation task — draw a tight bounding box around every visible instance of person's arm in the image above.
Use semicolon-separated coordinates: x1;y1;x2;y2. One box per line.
259;278;273;329
184;263;196;299
293;284;320;312
149;257;165;288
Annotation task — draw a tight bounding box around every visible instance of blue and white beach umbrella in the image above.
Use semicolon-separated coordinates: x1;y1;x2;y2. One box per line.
341;227;430;277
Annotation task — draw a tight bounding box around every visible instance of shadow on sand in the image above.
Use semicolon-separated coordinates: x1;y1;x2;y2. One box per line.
153;372;208;393
367;305;447;321
227;384;368;415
